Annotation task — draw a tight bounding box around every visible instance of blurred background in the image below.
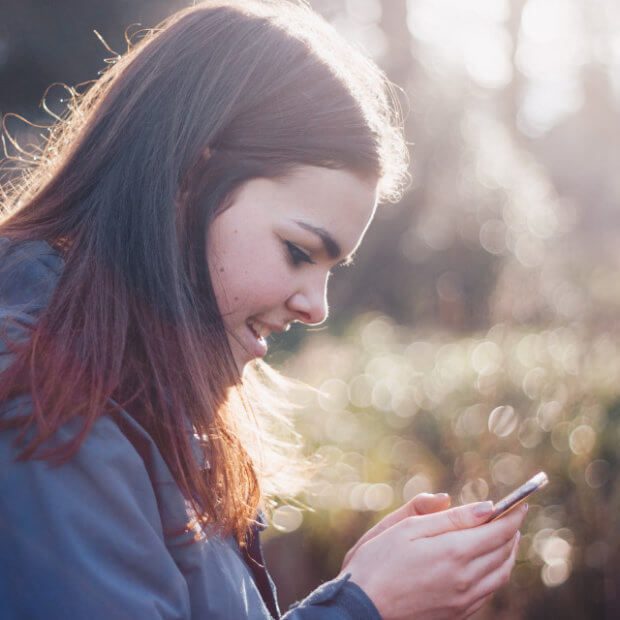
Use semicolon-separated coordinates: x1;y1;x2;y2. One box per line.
1;0;618;617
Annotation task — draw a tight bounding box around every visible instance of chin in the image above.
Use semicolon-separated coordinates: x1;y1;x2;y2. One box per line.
231;347;253;377
235;357;248;374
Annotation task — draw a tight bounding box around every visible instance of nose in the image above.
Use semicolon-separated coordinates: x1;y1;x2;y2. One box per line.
286;274;329;326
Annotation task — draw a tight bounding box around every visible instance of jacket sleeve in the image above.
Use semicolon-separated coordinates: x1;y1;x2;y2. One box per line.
0;400;192;620
281;573;382;620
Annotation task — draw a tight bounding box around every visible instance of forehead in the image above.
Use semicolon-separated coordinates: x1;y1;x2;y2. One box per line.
275;165;376;211
210;165;379;261
277;166;378;250
259;165;378;236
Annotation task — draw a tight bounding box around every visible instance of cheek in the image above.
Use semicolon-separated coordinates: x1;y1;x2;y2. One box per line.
208;239;291;317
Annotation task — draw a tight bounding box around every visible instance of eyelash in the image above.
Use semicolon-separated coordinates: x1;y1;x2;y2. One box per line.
284;241;316;267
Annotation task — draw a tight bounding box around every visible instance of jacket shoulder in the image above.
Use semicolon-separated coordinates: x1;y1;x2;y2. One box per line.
0;401;191;618
0;236;64;311
0;236;64;372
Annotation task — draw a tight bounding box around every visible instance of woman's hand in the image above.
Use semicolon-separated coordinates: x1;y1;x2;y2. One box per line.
341;492;452;571
342;501;526;620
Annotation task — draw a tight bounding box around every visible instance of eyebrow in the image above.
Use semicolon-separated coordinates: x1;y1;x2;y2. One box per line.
292;220;356;267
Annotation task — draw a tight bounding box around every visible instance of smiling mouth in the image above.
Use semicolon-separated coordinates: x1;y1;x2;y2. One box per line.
247;318;274;339
247;321;262;339
245;320;268;358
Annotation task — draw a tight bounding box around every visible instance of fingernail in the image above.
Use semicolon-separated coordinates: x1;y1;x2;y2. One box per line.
436;493;450;500
473;501;494;517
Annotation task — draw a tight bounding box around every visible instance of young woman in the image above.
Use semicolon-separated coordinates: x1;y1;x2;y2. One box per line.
0;1;525;618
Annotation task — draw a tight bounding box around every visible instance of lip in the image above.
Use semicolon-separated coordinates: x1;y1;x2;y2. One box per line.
244;322;268;358
241;319;290;361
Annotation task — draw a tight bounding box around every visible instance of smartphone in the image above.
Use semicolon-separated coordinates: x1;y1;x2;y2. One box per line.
484;471;548;523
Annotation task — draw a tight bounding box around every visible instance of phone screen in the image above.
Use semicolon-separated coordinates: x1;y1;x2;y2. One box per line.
485;471;548;523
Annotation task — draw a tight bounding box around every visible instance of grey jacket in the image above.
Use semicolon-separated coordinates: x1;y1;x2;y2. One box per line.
0;237;381;619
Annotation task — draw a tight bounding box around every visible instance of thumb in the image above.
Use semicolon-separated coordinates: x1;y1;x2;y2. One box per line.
403;501;495;540
341;492;452;570
373;493;451;533
411;492;452;515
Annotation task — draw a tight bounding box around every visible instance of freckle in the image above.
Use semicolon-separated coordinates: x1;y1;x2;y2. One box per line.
219;267;224;272
234;296;238;301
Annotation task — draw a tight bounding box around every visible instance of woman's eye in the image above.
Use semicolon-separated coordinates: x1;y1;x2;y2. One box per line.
284;241;315;267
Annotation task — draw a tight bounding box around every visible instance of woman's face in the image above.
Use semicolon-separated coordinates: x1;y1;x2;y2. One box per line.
207;165;378;372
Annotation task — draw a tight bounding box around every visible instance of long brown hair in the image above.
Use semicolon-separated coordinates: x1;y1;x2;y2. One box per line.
0;0;409;543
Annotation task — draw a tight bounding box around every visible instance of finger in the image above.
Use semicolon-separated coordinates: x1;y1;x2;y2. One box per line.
463;531;520;589
402;500;496;540
368;492;452;537
437;531;518;615
467;526;520;602
411;492;452;515
440;502;527;557
380;493;451;529
342;492;451;567
461;592;493;619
